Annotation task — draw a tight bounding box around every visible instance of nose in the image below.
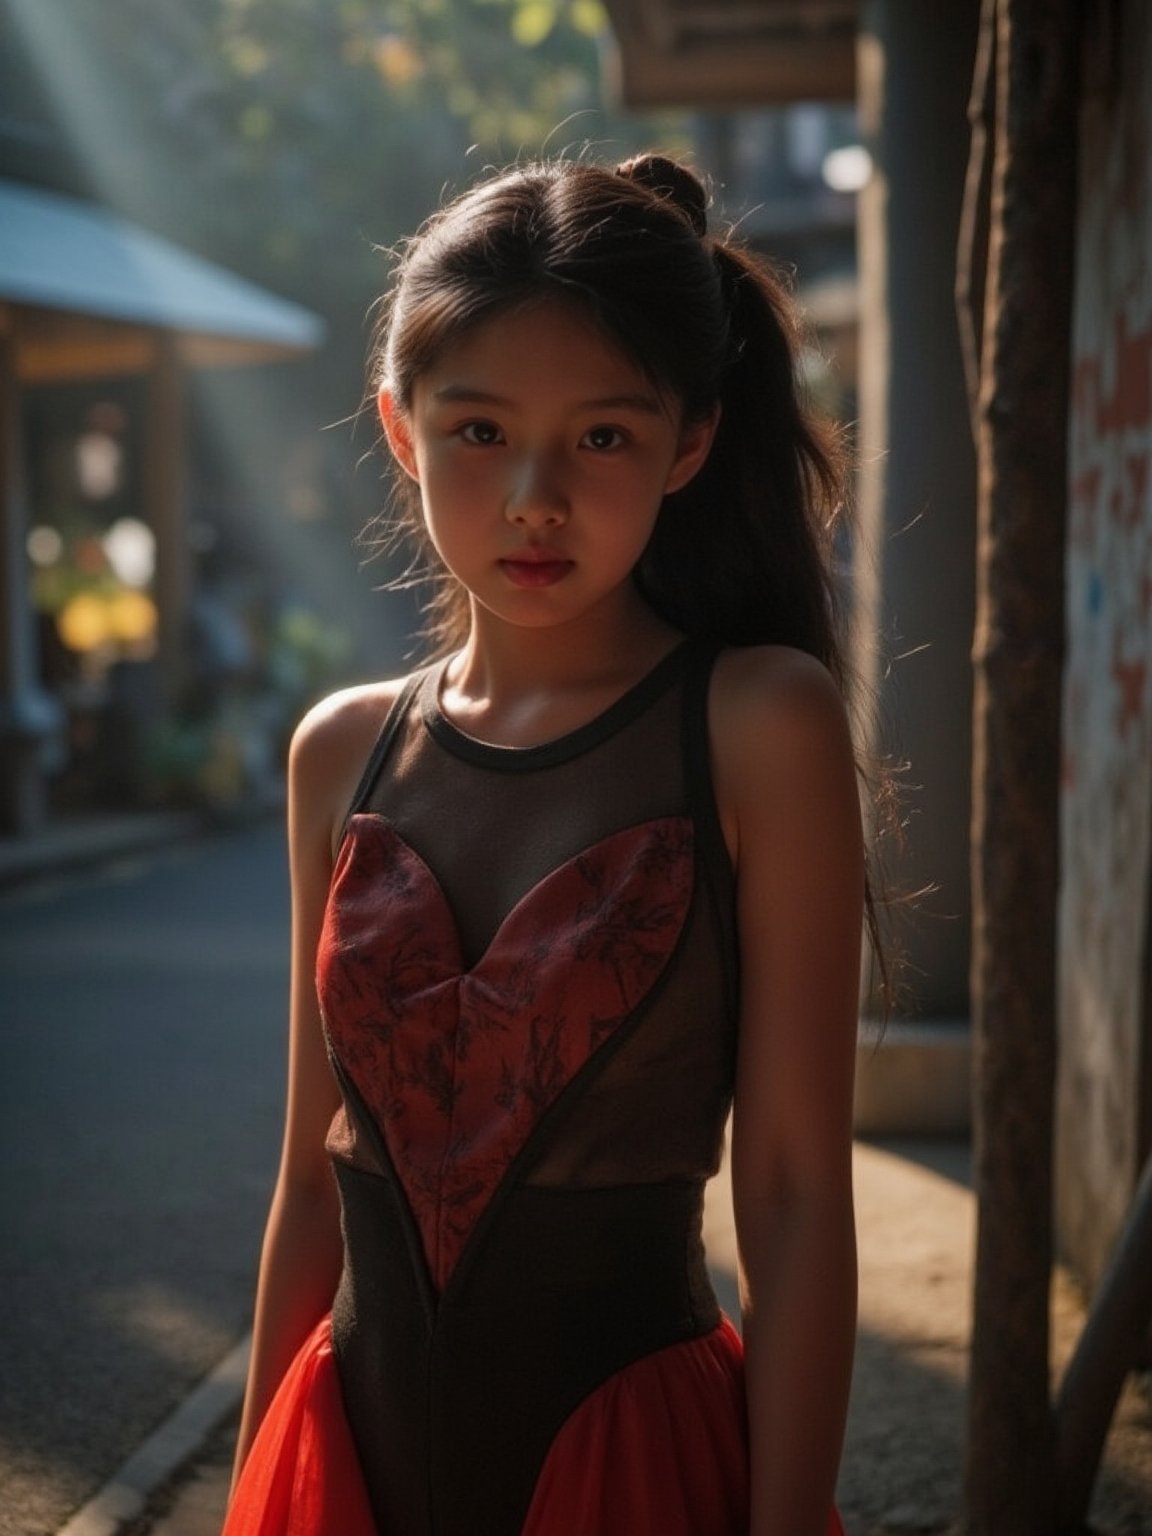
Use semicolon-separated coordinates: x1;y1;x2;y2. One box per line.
504;452;569;527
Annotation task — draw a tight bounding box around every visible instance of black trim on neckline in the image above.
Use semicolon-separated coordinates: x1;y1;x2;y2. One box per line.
420;639;695;772
340;668;431;836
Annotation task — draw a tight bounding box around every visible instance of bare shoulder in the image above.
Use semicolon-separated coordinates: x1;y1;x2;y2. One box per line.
709;645;858;858
289;676;412;854
711;644;853;771
291;677;409;773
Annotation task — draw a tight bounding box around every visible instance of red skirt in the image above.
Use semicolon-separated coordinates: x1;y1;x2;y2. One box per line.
223;1315;844;1536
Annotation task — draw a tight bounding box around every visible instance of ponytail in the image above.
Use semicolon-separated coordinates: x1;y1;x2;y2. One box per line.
636;242;847;679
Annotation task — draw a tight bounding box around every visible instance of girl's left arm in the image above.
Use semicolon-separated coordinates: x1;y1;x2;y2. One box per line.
712;647;864;1536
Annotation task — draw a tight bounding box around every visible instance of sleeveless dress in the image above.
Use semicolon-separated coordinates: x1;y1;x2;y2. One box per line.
224;641;845;1536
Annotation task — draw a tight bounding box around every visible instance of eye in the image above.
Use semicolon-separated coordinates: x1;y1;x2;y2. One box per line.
581;425;626;451
459;420;504;446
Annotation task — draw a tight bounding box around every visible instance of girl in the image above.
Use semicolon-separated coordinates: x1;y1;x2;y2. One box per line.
225;153;866;1536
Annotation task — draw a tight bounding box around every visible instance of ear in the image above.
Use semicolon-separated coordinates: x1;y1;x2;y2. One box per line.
664;405;720;496
377;388;419;482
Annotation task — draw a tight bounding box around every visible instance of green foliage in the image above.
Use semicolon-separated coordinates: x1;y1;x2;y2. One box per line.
20;0;683;332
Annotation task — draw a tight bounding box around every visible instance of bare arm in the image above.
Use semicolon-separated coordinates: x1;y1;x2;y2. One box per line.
713;648;863;1536
230;685;399;1492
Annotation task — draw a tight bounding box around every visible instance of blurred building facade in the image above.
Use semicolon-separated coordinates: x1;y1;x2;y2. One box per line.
0;8;324;833
697;103;860;424
1056;5;1152;1294
603;0;1152;1295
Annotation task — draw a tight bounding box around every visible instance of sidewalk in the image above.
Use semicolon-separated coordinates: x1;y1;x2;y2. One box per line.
65;1137;1152;1536
0;809;207;890
0;789;284;891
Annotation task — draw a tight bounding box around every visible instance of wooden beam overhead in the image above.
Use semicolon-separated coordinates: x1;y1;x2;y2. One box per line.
633;0;857;43
602;0;857;106
6;303;311;387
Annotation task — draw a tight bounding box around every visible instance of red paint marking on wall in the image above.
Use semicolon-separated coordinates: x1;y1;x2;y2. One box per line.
1111;638;1147;738
1127;451;1148;511
1071;466;1102;548
1075;315;1152;438
1107;314;1152;433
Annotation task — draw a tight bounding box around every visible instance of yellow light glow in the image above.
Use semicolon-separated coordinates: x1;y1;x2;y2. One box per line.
106;589;158;644
373;35;422;88
57;593;110;652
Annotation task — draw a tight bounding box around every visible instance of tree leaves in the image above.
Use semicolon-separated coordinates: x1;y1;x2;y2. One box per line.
15;0;682;326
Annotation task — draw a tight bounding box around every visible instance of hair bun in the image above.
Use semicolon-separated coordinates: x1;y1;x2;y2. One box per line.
616;154;708;237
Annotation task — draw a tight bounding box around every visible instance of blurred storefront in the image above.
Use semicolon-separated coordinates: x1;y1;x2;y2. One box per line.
0;178;323;834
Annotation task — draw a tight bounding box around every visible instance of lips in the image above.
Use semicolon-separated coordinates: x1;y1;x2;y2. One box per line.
498;551;575;588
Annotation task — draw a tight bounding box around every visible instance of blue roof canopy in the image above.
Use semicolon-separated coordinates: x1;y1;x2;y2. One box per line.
0;179;322;351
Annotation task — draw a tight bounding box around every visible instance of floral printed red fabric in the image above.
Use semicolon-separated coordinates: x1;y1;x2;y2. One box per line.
317;813;694;1292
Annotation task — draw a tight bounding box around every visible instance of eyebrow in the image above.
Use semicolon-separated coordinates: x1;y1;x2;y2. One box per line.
430;385;664;415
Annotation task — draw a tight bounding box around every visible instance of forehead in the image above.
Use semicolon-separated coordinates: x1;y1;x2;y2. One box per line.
414;299;658;405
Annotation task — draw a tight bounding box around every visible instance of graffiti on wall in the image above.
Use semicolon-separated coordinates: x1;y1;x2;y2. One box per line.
1058;2;1152;1284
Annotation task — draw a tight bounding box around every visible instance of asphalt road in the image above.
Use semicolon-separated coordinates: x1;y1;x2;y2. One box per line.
0;824;290;1536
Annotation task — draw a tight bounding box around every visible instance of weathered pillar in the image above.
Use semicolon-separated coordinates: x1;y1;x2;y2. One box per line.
1055;0;1152;1302
0;317;63;833
855;5;982;999
964;0;1081;1529
852;0;982;1123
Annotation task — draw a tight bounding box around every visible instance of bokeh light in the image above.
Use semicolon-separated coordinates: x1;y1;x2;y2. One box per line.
103;517;156;588
822;144;872;193
57;593;111;653
27;525;64;567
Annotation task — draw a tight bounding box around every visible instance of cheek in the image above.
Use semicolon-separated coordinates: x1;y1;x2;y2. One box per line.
588;461;672;524
419;511;474;583
417;471;489;562
415;459;468;522
423;450;499;499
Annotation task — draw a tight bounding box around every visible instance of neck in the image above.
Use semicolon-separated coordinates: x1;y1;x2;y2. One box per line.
453;597;678;698
440;597;681;747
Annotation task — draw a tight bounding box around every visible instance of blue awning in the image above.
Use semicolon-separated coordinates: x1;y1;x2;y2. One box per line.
0;179;322;351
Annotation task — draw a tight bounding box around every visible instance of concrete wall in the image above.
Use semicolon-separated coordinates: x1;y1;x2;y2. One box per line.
1056;0;1152;1288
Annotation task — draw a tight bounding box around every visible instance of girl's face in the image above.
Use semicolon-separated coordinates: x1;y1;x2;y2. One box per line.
379;301;716;639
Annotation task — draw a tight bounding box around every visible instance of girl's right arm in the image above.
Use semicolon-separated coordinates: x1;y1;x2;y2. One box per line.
229;685;401;1493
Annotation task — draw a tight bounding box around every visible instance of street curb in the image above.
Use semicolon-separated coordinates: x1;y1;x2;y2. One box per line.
54;1336;250;1536
0;811;207;891
0;791;284;892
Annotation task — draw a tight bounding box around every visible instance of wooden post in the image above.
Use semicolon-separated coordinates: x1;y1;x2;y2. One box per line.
145;331;188;706
964;1;1082;1530
0;318;63;833
955;0;995;437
